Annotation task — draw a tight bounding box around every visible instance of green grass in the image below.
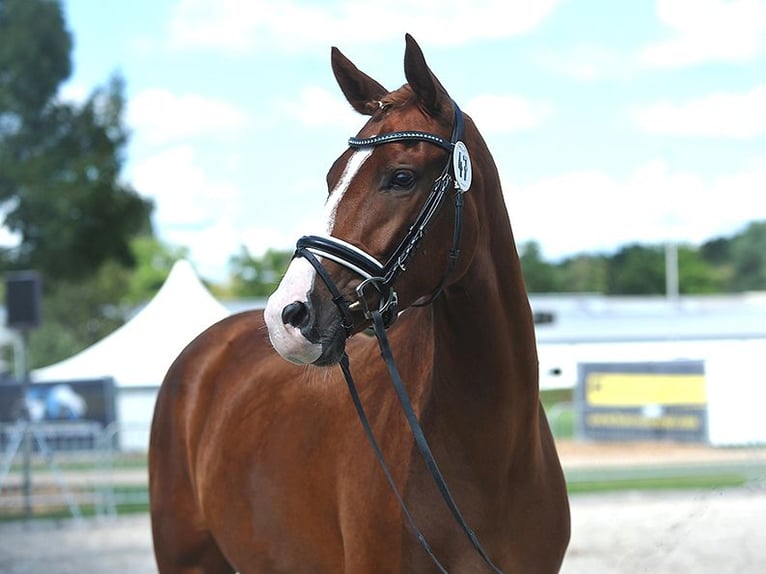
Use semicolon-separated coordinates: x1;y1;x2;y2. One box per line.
567;472;748;494
540;389;574;409
3;439;764;523
5;453;147;473
0;485;150;522
5;460;765;523
2;471;756;523
0;502;149;522
565;460;763;495
541;396;576;439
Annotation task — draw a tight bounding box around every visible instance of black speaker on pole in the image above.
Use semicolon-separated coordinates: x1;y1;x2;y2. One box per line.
5;271;42;329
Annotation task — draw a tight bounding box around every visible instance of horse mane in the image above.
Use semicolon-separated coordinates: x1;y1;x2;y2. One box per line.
376;86;451;129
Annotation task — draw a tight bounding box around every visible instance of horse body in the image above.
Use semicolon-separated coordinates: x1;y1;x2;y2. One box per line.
150;35;569;573
151;310;427;572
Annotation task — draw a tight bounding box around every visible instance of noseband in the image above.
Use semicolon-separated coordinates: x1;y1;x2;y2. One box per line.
294;100;471;334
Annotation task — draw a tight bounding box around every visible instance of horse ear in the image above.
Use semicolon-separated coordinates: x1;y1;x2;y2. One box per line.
331;47;389;116
403;34;450;117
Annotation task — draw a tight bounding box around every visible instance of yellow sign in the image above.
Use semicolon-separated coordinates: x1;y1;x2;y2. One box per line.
586;412;703;430
586;372;706;407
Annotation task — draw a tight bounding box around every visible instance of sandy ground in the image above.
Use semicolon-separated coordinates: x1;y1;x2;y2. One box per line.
1;441;764;572
564;487;766;573
0;487;764;573
556;440;766;469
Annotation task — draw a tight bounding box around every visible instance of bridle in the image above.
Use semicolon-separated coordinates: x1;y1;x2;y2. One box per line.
294;100;471;334
290;102;503;574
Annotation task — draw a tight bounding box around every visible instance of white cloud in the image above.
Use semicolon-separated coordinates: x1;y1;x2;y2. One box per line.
540;44;628;82
640;0;766;69
240;226;303;257
57;82;90;105
130;145;241;228
465;94;553;134
167;220;244;279
168;0;561;54
279;88;554;134
278;86;360;129
0;225;20;248
130;145;247;278
506;159;766;259
127;89;251;146
128;148;766;279
634;86;766;138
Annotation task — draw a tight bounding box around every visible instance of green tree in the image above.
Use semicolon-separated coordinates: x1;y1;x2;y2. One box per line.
519;241;560;292
122;236;189;305
1;0;156;368
0;0;71;121
227;246;292;297
606;244;665;295
677;245;725;294
0;0;152;282
558;254;608;293
28;261;131;368
700;236;731;266
730;221;766;291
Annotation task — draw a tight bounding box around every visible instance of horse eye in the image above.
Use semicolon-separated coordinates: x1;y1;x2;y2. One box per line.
391;170;415;190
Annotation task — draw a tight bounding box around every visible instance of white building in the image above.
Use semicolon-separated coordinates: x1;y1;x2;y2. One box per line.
531;293;766;445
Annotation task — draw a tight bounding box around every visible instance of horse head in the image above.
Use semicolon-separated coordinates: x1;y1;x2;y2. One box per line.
265;34;482;366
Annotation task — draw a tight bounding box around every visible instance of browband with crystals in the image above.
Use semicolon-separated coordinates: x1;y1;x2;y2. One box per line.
349;131;453;152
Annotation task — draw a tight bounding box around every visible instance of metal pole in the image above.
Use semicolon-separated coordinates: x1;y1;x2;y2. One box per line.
4;271;41;520
665;241;679;303
20;329;32;520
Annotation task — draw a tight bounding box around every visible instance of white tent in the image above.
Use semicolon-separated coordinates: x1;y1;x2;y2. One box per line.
34;259;229;386
32;260;230;448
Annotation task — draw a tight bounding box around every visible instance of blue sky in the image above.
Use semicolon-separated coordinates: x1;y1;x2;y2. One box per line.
59;0;766;280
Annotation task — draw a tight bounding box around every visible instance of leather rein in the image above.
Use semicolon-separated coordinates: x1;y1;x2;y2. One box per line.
292;102;504;574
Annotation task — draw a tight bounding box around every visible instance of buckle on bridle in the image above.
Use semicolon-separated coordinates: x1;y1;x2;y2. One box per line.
353;277;399;327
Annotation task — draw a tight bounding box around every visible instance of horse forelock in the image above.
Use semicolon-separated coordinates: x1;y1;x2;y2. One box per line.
379;87;414;109
370;86;452;130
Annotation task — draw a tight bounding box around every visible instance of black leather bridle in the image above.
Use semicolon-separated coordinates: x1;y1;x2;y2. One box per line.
290;102;503;573
294;101;470;334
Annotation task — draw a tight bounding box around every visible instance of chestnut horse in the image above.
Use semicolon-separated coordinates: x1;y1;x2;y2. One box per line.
149;35;570;573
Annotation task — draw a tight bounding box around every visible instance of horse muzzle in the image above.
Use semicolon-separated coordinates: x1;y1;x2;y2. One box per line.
264;258;326;365
264;238;399;366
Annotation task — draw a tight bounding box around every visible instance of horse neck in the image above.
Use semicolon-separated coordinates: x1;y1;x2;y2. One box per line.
428;161;541;470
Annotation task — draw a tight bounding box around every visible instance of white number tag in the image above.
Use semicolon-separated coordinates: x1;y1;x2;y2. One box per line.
453;141;472;192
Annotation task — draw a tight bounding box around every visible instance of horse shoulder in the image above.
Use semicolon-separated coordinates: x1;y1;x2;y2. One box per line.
154;309;303;465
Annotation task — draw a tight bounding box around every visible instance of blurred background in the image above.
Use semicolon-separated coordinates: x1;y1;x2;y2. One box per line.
1;1;765;572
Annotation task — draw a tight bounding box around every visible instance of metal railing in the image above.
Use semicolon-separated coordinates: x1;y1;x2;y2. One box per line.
0;421;149;521
2;415;765;523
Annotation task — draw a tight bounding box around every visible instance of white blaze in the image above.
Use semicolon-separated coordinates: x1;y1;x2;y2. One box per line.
323;148;373;234
264;148;374;364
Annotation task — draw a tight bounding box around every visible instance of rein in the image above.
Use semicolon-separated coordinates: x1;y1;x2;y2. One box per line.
340;313;504;574
294;102;503;573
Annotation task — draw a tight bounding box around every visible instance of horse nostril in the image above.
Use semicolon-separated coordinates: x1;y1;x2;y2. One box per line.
282;301;310;329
